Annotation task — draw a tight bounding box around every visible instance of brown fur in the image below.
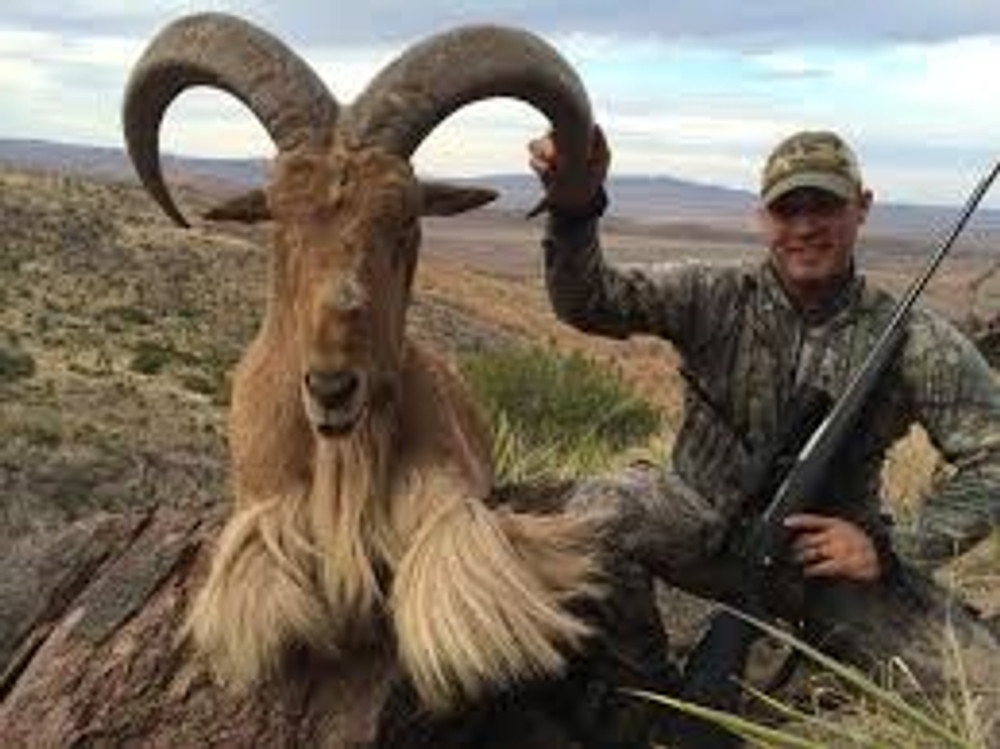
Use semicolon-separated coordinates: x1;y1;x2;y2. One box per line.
185;140;603;709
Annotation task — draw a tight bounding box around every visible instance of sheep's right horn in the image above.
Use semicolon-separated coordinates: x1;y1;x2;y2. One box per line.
123;12;339;226
343;25;593;202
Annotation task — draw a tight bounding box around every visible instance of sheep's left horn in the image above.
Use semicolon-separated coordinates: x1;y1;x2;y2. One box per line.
123;12;339;226
342;25;593;197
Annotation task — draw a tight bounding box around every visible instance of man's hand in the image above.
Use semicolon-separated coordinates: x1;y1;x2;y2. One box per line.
784;513;881;582
528;124;610;213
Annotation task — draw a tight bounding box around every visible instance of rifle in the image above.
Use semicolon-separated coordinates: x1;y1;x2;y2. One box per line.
672;161;1000;749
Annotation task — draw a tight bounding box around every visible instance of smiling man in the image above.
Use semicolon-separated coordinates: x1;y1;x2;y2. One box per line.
760;132;872;307
529;127;1000;744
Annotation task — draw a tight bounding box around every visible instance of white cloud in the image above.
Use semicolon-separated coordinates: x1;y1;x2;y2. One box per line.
605;112;787;148
0;57;48;92
306;43;397;100
890;37;1000;122
0;27;51;52
0;29;55;91
48;34;144;68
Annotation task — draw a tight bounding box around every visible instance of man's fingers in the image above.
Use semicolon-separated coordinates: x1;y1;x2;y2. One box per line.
528;136;556;162
792;534;824;553
802;558;844;578
794;536;880;581
529;126;608;174
527;124;609;212
793;544;826;565
792;533;840;560
784;513;836;531
528;138;557;182
529;157;551;180
804;554;878;581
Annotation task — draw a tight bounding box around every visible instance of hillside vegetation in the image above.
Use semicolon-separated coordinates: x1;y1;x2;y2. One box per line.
0;168;677;546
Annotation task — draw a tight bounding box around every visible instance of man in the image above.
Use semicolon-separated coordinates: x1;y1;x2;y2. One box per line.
529;128;1000;736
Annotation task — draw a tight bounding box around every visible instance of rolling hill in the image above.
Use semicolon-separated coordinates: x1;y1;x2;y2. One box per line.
5;137;1000;243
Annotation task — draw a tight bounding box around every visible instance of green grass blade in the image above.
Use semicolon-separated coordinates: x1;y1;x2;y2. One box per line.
740;682;867;744
624;688;827;749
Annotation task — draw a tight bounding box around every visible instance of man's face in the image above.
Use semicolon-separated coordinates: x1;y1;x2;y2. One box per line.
759;187;872;304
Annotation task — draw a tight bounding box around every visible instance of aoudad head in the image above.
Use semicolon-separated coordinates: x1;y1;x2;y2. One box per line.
123;12;595;437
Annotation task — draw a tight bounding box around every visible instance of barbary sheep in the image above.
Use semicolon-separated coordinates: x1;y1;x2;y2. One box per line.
123;12;603;710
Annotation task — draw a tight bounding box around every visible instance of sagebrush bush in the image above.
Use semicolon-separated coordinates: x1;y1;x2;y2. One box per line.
460;346;660;481
0;341;36;382
129;340;175;375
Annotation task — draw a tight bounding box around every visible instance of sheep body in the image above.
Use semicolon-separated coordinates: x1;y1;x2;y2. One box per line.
182;143;601;708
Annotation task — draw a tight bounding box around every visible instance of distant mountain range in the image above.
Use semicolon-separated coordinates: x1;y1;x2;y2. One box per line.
3;137;1000;242
0;138;267;194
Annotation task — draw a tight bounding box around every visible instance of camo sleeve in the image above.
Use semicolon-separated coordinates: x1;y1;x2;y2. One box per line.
542;213;725;351
893;309;1000;569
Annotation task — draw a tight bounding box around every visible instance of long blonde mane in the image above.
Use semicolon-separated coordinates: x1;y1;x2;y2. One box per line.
185;399;398;684
187;349;603;709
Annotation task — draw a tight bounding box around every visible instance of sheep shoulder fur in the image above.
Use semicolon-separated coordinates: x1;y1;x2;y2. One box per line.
186;336;603;709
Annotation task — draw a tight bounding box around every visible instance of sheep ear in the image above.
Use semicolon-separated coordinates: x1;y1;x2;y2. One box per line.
202;188;272;223
419;180;498;216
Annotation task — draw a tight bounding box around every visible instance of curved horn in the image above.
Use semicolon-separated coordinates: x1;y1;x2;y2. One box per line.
122;12;339;226
342;25;593;194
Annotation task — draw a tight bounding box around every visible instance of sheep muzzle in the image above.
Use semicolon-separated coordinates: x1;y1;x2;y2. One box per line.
303;369;367;437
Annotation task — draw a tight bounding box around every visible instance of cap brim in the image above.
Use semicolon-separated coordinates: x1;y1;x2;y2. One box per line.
762;171;857;206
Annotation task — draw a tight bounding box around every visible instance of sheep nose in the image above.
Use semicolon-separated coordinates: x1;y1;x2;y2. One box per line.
305;370;359;409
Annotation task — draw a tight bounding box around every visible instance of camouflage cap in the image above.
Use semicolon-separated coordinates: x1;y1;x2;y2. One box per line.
760;130;864;206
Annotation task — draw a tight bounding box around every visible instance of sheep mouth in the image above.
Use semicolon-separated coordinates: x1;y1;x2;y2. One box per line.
313;407;364;438
302;377;368;439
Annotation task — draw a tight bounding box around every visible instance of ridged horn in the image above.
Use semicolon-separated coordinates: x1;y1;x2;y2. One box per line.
342;25;593;194
122;12;339;227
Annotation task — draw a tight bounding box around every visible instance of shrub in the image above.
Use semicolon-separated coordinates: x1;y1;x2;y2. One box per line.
129;340;174;375
99;305;154;331
0;341;36;381
179;370;217;397
23;418;62;448
460;346;660;481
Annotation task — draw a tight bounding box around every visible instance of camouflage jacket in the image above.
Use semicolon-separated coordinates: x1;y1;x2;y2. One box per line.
544;213;1000;569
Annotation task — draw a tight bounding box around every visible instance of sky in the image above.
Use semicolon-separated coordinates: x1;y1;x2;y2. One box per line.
2;2;1000;205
